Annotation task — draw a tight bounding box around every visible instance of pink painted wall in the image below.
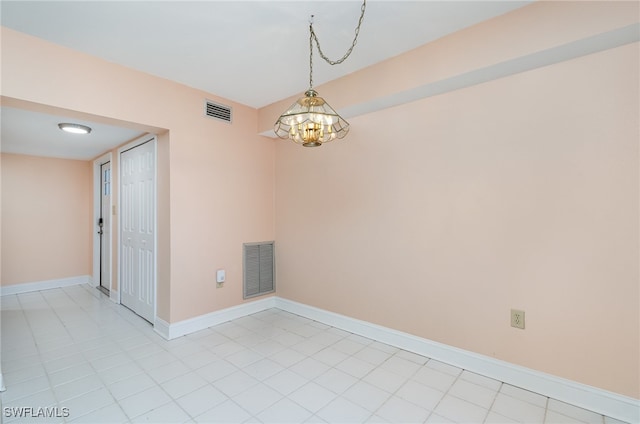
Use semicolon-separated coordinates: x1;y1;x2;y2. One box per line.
1;153;92;285
259;1;640;134
273;41;639;399
1;27;275;322
268;0;639;400
1;0;637;401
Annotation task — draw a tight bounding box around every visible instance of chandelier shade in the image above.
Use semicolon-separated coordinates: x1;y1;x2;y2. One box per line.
274;0;365;147
274;89;349;147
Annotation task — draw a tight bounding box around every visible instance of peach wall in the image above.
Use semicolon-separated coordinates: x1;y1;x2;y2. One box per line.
1;0;637;401
1;27;275;322
274;42;639;398
156;131;171;320
259;1;639;133
1;153;92;285
0;153;2;290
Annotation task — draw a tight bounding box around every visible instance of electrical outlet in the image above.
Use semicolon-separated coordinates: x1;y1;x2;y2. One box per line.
511;309;525;329
216;269;225;288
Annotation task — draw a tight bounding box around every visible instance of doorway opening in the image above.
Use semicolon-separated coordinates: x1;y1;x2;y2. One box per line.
93;153;113;298
98;160;111;295
119;136;157;324
92;134;158;325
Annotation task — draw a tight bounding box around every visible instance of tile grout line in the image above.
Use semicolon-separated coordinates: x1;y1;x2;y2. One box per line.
365;351;431;422
43;287;123;424
481;381;504;423
3;294;631;424
18;292;59;411
269;321;357;421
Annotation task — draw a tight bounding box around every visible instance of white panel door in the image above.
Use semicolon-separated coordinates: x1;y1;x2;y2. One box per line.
120;140;155;323
99;161;111;292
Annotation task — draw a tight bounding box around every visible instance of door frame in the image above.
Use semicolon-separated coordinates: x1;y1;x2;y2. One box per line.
117;134;158;321
92;152;114;300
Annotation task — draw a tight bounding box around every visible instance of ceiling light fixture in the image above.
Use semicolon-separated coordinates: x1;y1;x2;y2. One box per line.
58;123;92;134
274;0;367;147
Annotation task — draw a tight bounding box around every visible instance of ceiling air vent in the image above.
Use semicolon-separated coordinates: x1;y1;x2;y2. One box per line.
205;100;232;123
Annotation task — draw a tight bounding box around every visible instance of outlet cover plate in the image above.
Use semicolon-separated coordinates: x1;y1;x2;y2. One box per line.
511;309;525;329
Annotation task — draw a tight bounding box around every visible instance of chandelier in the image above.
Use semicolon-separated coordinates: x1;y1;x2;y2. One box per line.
274;1;367;147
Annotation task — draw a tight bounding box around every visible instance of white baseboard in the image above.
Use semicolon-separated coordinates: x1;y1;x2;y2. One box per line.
0;275;92;296
109;288;119;304
153;317;171;340
273;297;639;424
154;296;277;340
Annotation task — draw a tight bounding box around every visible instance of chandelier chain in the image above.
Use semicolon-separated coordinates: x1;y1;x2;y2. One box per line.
308;0;366;89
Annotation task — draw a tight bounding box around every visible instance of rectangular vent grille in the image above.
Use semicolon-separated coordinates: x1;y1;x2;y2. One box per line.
205;100;232;123
243;241;275;299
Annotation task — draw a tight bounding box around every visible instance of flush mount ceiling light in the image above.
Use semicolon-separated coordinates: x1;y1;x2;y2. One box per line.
58;123;92;134
274;0;366;147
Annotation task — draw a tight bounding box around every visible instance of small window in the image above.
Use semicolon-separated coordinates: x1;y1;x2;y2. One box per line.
103;168;111;196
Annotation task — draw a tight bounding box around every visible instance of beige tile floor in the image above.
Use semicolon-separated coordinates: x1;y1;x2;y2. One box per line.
0;285;629;423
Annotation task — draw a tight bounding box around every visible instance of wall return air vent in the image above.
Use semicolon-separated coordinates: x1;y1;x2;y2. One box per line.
205;100;232;123
243;241;275;299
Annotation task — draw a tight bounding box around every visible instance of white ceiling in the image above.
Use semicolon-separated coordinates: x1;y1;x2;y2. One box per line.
0;0;531;160
1;107;144;161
